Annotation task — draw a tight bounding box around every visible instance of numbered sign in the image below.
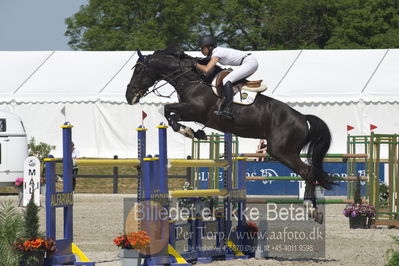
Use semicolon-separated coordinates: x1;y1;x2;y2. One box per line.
23;156;41;206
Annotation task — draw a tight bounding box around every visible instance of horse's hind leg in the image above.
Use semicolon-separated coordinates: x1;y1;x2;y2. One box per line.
267;151;323;223
267;149;313;194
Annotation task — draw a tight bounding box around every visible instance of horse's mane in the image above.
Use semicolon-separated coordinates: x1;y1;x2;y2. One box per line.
153;45;222;83
153;45;193;60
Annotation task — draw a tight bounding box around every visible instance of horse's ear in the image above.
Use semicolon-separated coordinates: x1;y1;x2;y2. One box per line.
137;49;144;61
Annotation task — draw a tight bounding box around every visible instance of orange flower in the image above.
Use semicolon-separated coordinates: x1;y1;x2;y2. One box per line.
29;239;40;248
15;238;56;253
23;240;32;250
114;231;150;250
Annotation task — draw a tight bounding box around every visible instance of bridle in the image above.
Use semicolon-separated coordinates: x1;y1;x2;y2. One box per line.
130;55;202;99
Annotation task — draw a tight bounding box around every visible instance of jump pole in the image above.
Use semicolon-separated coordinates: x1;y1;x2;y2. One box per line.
136;125;147;202
44;122;94;266
139;124;191;266
141;124;247;264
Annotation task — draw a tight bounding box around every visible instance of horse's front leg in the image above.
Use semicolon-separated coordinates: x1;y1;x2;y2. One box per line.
164;103;207;140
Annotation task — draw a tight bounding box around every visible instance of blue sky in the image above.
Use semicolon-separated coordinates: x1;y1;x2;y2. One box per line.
0;0;88;50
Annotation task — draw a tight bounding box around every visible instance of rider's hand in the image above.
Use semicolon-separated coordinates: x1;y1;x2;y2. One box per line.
191;60;197;69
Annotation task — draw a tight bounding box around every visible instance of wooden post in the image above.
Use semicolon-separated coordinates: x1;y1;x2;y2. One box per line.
186;155;192;186
113;155;119;194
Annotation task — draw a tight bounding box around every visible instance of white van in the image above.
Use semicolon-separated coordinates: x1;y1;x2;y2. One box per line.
0;110;28;187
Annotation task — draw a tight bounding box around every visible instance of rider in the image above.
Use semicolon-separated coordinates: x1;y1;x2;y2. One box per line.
195;35;259;119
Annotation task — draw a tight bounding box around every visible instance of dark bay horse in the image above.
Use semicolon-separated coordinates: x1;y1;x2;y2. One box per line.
126;46;335;223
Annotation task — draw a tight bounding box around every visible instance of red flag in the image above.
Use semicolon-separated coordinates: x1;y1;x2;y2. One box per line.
370;124;377;131
142;111;147;120
141;111;147;127
347;125;354;131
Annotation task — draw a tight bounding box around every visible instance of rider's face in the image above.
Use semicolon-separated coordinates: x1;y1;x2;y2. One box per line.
201;46;211;56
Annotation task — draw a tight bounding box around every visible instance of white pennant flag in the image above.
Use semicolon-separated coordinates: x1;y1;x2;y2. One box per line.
61;106;66;121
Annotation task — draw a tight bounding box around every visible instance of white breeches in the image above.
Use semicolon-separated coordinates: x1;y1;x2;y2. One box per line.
223;55;259;85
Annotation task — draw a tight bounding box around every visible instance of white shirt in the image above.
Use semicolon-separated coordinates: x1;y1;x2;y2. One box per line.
72;148;81;159
212;47;249;66
72;147;80;168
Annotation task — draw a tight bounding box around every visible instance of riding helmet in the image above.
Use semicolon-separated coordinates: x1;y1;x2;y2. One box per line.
199;35;217;48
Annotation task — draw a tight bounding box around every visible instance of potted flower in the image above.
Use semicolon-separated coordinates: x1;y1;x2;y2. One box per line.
114;231;150;266
14;195;56;265
343;204;376;229
15;237;56;265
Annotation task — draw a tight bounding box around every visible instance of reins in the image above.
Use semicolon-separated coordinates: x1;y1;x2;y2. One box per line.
146;67;194;98
132;56;204;99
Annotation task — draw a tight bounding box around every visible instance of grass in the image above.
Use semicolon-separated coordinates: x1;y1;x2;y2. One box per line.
0;164;188;194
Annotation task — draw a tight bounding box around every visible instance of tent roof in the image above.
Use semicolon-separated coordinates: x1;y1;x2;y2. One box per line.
362;49;399;102
1;49;398;104
271;49;388;103
0;51;53;101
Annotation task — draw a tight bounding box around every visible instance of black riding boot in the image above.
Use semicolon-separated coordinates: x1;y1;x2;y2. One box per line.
214;81;235;119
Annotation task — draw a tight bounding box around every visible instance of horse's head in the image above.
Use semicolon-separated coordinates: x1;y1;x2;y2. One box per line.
126;50;161;105
126;46;194;105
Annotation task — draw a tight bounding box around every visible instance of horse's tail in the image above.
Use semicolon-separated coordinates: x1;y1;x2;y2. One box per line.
305;115;335;190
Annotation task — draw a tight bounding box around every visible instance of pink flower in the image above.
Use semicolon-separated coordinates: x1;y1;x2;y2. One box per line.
15;178;24;187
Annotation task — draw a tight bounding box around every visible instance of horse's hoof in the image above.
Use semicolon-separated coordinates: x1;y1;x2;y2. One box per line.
314;211;324;224
307;208;324;224
184;131;194;139
179;127;195;139
194;130;207;140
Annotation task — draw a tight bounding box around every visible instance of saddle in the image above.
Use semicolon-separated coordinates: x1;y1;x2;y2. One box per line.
214;70;265;92
212;70;267;105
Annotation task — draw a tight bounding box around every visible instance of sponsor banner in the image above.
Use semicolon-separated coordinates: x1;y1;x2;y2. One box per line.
196;162;384;196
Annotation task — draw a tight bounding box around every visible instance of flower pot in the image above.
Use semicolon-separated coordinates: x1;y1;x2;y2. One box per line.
349;215;368;229
19;250;45;266
120;249;142;266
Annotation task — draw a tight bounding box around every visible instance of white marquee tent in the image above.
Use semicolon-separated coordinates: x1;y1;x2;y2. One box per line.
0;49;398;158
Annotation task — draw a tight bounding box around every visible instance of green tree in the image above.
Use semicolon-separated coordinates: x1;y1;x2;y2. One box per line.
65;0;399;51
65;0;202;50
217;0;270;49
65;0;340;50
23;198;40;240
262;0;339;49
326;0;399;48
28;137;55;161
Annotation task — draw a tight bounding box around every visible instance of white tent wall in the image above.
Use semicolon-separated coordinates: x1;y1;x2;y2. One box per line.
0;102;97;157
0;101;194;158
1;102;68;154
361;101;399;158
2;101;389;158
1;49;399;159
288;102;362;154
362;102;399;133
